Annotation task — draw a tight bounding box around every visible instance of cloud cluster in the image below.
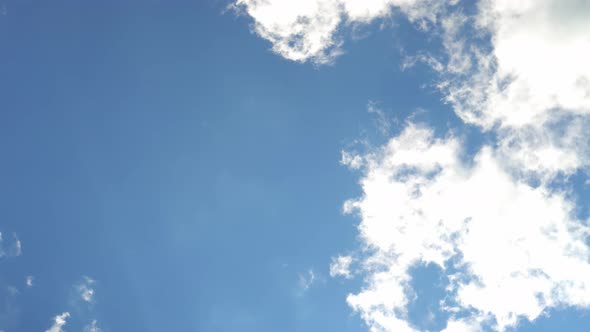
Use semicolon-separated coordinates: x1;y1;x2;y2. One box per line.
342;124;590;331
42;276;102;332
236;0;590;331
233;0;452;64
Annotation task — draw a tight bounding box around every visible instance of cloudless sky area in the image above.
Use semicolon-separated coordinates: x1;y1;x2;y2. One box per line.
2;1;590;331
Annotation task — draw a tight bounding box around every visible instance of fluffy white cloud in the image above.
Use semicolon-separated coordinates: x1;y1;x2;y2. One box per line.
234;0;343;64
343;124;590;331
233;0;450;64
45;312;70;332
437;0;590;178
471;0;590;128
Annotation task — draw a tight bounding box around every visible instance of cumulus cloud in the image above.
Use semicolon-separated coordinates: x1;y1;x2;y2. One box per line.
233;0;451;64
233;0;343;64
45;312;70;332
466;0;590;128
236;0;590;177
434;0;590;179
343;124;590;331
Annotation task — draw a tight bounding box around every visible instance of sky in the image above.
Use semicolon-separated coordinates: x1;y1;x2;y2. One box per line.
1;0;590;331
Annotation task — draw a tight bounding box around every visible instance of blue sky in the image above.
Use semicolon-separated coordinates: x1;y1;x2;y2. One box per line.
2;1;590;332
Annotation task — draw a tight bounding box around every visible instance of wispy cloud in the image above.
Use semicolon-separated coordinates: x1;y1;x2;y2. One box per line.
45;312;70;332
83;320;102;332
367;101;392;136
298;269;317;291
329;255;353;279
77;276;96;303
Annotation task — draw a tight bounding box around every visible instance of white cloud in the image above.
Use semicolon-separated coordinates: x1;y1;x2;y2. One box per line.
233;0;344;64
343;124;590;331
233;0;450;64
435;0;590;178
473;0;590;128
13;234;21;257
330;255;353;279
326;2;590;328
235;0;590;331
77;276;96;303
25;276;34;288
0;232;22;258
235;0;590;128
45;312;70;332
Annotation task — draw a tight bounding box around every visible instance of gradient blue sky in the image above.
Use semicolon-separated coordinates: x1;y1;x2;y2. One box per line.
2;1;590;332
